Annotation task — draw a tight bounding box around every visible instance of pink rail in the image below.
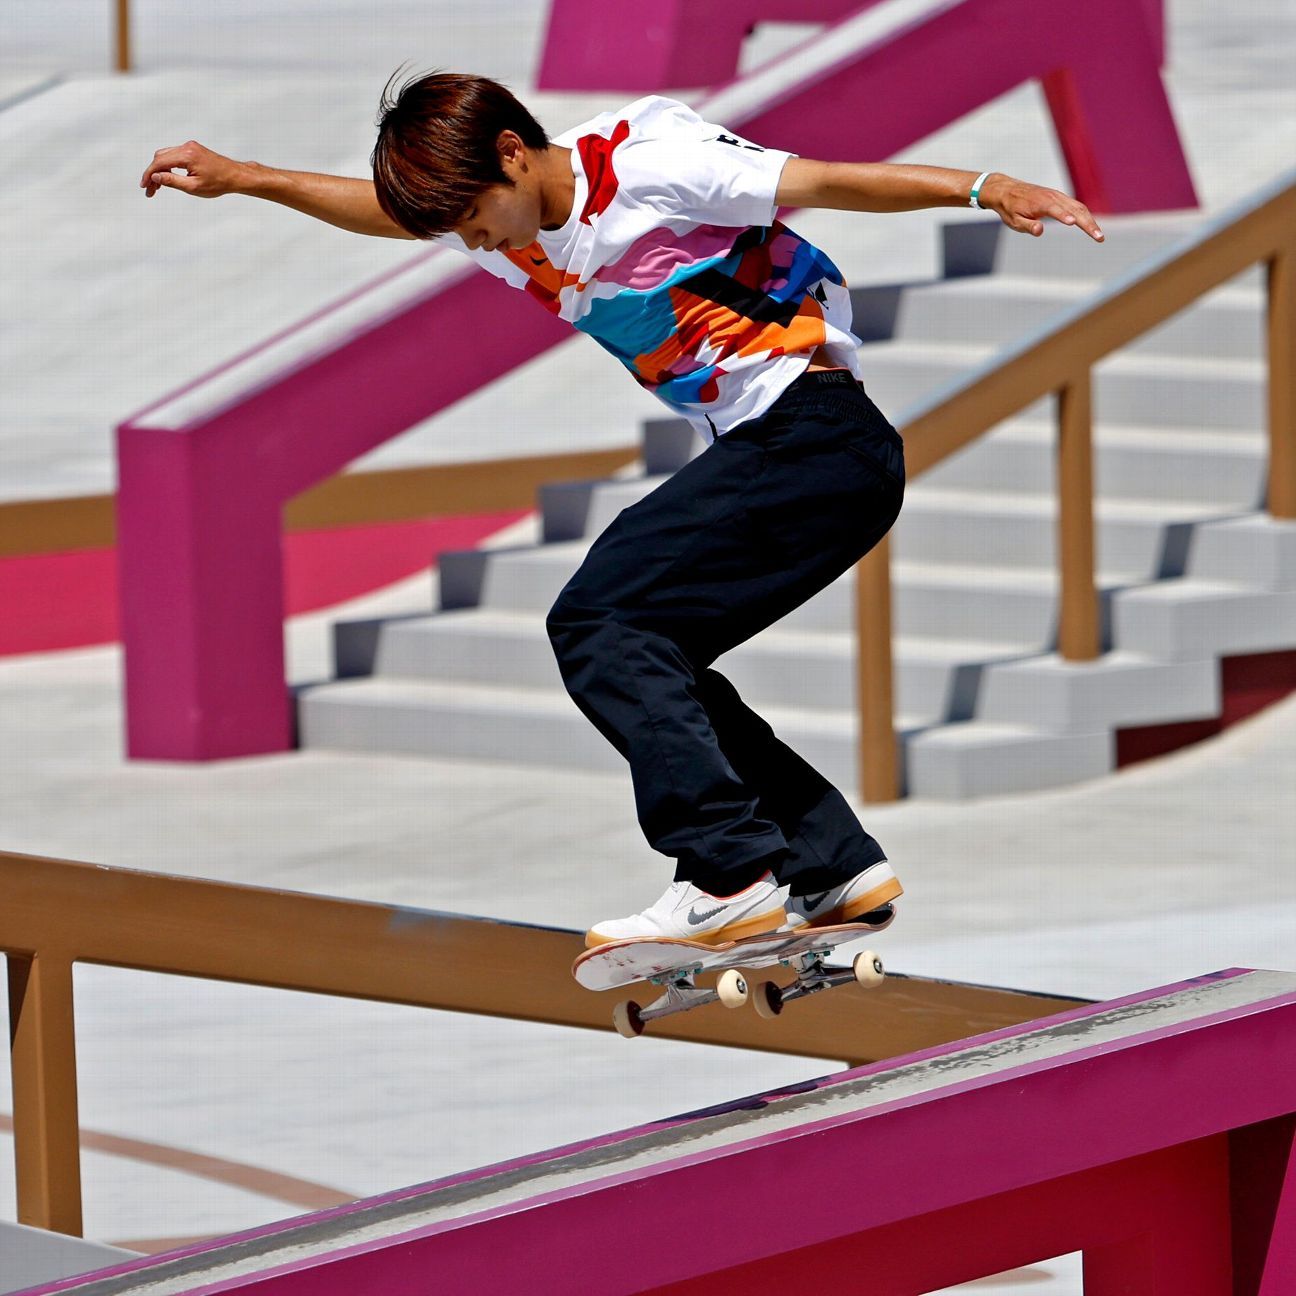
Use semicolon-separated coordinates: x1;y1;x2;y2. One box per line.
19;970;1296;1294
117;0;1194;760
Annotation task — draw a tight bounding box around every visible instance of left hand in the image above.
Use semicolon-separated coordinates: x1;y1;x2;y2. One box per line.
979;173;1104;242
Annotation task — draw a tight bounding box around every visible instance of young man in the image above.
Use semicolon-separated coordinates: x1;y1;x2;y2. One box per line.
142;72;1102;948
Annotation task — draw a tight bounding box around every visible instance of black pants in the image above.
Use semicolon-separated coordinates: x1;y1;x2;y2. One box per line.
545;369;905;895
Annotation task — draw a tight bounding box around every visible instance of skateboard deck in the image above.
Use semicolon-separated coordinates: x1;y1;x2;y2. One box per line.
574;908;895;1036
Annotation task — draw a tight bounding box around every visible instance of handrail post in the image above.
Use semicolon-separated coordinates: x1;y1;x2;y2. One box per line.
1057;374;1101;661
8;953;84;1236
856;538;899;802
1268;248;1296;519
115;0;132;73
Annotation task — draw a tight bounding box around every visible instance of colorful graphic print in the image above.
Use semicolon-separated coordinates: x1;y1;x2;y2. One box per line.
574;221;845;407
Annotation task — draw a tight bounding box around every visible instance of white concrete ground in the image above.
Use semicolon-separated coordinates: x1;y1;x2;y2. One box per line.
3;2;1296;1292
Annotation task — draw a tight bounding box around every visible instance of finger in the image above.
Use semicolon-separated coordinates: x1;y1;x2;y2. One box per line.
150;169;200;195
140;146;188;188
1057;200;1104;242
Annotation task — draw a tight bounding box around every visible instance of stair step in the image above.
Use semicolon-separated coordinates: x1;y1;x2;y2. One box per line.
943;214;1196;279
894;486;1241;574
439;540;1145;645
957;214;1267;287
1113;578;1296;660
862;339;1266;430
904;721;1114;799
888;274;1263;359
921;419;1266;506
347;605;1039;723
297;675;1116;800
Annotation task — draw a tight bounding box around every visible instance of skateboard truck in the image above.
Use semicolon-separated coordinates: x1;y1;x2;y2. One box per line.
612;950;884;1038
754;950;885;1019
613;966;752;1038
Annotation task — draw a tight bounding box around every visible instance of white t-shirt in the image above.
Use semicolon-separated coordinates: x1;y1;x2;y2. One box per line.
438;95;864;439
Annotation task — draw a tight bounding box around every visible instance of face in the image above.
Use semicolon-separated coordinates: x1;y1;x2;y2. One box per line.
451;182;540;252
450;133;546;252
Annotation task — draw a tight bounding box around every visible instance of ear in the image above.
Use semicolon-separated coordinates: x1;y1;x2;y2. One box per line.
497;130;524;171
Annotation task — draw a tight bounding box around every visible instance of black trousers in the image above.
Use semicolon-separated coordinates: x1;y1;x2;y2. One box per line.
545;369;905;895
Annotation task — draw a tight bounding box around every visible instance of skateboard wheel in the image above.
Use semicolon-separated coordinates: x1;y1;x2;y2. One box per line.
717;969;749;1009
853;950;885;990
613;1000;646;1038
753;980;784;1019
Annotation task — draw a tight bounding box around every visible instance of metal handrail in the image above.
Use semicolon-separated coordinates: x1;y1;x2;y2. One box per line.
855;169;1296;802
1;850;1079;1239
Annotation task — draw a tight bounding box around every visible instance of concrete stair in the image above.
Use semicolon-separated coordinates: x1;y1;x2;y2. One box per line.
298;212;1296;799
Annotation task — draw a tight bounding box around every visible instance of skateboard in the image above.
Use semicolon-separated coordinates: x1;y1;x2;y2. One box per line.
572;905;894;1037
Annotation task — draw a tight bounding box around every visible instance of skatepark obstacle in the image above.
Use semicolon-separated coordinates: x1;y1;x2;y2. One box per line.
16;967;1295;1295
0;849;1079;1242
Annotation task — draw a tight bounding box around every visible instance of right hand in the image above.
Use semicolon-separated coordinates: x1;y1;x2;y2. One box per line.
140;141;247;199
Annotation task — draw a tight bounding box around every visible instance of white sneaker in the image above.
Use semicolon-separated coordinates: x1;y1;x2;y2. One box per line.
783;860;903;930
585;873;788;949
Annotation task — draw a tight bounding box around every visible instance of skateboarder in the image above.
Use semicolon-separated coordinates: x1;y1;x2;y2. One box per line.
141;72;1102;949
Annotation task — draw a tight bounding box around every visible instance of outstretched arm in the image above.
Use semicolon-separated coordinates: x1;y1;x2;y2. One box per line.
775;159;1103;241
140;141;416;239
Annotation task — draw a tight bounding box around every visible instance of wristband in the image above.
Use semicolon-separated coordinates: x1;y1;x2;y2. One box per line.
969;171;992;209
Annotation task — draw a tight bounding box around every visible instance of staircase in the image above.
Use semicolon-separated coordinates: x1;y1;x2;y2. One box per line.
298;213;1296;798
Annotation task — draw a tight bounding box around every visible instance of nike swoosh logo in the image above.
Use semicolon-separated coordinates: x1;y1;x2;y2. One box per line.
686;904;725;925
801;892;831;910
530;255;546;265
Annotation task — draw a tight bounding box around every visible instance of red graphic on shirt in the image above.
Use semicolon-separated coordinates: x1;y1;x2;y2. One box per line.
577;120;631;225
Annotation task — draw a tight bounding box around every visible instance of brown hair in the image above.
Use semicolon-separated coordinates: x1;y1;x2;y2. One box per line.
371;69;551;239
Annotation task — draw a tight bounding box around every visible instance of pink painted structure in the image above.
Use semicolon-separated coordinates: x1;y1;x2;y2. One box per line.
540;0;1166;93
117;0;1196;760
17;969;1296;1294
117;262;569;759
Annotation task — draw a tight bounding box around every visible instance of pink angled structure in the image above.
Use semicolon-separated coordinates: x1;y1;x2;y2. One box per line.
540;0;1168;93
549;0;1191;216
16;969;1296;1295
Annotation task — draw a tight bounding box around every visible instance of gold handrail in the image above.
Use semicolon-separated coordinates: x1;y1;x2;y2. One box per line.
2;849;1080;1238
856;171;1296;801
0;447;640;560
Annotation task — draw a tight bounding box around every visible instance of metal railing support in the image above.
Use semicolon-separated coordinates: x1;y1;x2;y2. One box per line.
8;952;84;1235
115;0;131;72
1057;374;1100;662
856;539;899;802
1269;249;1296;519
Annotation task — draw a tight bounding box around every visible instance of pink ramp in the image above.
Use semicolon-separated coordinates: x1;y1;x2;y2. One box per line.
20;969;1296;1295
117;0;1194;761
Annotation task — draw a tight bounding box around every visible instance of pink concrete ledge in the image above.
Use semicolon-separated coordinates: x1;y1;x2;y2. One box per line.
23;969;1296;1295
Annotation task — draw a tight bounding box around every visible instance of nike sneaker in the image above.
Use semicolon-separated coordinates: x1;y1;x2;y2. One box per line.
584;873;787;949
783;859;903;930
